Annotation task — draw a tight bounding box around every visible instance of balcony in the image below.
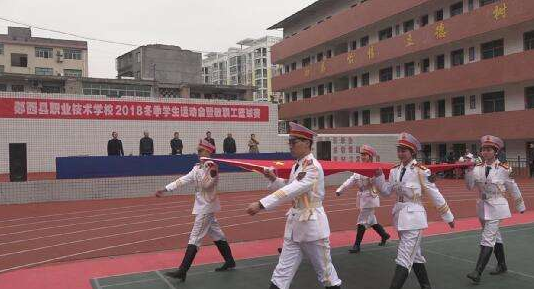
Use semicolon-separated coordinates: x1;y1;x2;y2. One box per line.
271;0;437;63
316;109;534;143
273;0;534;91
279;49;534;119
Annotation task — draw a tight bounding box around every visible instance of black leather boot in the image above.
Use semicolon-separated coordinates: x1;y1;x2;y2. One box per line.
466;245;493;284
372;223;391;246
165;244;198;282
214;240;236;271
413;263;431;289
389;265;409;289
489;243;507;275
349;224;366;253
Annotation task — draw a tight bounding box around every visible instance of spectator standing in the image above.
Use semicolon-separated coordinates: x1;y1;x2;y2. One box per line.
140;131;154;156
170;132;183;155
223;133;237;154
248;134;259;153
107;132;124;156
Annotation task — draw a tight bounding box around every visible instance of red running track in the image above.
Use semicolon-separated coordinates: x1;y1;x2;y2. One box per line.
0;179;532;275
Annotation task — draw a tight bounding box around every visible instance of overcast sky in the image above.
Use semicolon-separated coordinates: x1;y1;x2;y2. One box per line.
0;0;316;78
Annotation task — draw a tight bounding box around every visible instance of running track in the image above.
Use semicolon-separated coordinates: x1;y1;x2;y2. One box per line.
0;179;532;274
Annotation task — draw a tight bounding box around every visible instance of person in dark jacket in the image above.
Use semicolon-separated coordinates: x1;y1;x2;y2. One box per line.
140;131;154;156
223;133;236;154
170;132;183;155
204;131;216;153
107;132;124;156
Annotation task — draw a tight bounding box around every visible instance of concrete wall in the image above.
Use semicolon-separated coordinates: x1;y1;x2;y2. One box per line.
144;47;202;84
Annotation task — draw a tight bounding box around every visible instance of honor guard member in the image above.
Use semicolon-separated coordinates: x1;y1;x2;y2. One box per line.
335;144;390;253
373;132;455;289
465;135;526;284
155;139;236;282
246;122;342;289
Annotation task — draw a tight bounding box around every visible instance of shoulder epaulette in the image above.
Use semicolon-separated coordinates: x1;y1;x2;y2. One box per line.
498;162;510;170
415;163;428;170
476;163;484;167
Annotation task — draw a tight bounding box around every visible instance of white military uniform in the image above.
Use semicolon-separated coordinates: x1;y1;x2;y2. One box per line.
337;173;380;227
165;162;226;247
465;160;525;247
374;159;454;270
260;153;342;289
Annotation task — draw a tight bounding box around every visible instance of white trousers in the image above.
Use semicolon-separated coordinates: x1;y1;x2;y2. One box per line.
479;219;502;247
357;208;378;227
396;229;426;271
188;213;226;247
271;238;342;289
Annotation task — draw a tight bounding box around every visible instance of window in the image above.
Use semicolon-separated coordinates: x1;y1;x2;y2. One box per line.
318;84;325;95
327;82;333;93
404;62;415;77
526;87;534;109
351;41;357;50
362;110;371;125
452;96;465;116
35;67;53;76
12;85;24;92
420;15;429;27
403;20;414;33
318;116;325;129
284;65;290;73
405;103;416;121
360;36;369;47
379;27;392;41
451;49;464;66
64;49;82;60
327;115;334;128
380;107;394;123
482;91;505;113
11;53;28;67
291;91;297;101
450;2;463;17
302;57;311;67
469;47;476;61
524;30;534;50
303;118;312;129
0;65;3;73
435;9;444;21
422;101;431;119
481;39;504;59
0;84;6;91
64;69;82;77
480;0;498;6
395;25;400;36
353;111;359;126
0;43;3;55
317;52;324;62
303;88;312;99
470;95;476;109
326;50;332;58
422;58;430;73
436;99;446;117
361;73;370;86
352;76;358;88
291;62;297;70
396;65;401;78
35;47;53;58
397;105;402;117
436;54;445;69
468;0;474;11
379;67;393;82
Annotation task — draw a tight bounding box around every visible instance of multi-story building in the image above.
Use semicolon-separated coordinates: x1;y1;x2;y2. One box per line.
202;36;282;102
270;0;534;162
0;27;88;80
116;44;202;84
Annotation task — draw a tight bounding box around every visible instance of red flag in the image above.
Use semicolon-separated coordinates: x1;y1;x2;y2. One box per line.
201;157;472;179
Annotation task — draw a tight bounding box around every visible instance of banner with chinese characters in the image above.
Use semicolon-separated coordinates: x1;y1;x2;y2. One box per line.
0;97;269;122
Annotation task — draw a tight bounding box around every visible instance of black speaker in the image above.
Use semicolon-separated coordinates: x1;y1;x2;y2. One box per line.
9;143;27;182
